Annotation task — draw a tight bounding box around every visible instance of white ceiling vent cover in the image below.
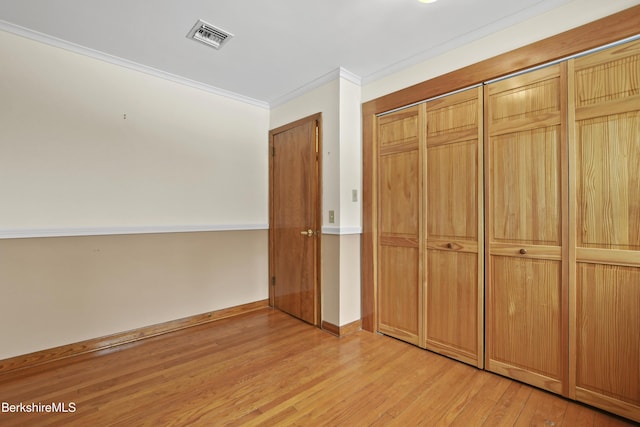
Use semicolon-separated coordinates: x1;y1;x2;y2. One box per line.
187;20;233;50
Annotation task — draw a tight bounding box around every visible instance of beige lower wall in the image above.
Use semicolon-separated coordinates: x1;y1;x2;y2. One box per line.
0;230;268;360
322;235;340;326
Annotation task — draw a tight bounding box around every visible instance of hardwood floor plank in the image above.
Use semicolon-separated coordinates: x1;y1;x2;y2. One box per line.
245;336;408;425
138;325;373;425
593;412;640;427
513;387;569;427
481;381;534;426
446;372;513;426
379;350;451;419
88;318;330;425
388;361;480;425
349;347;452;424
562;402;595;426
308;348;427;426
432;369;496;426
0;308;636;426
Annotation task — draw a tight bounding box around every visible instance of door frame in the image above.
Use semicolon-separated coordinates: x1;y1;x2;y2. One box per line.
268;113;322;326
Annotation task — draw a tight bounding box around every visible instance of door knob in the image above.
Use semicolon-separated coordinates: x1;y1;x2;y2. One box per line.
300;229;314;237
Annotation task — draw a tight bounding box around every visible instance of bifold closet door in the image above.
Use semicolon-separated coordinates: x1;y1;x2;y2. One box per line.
424;87;484;367
485;64;568;396
569;39;640;423
376;106;424;346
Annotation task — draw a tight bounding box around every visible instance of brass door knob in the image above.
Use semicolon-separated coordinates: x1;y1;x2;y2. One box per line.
300;229;314;237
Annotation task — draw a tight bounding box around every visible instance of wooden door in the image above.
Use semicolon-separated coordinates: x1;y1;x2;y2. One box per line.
485;64;569;395
424;87;484;367
376;105;424;345
269;114;321;325
569;39;640;423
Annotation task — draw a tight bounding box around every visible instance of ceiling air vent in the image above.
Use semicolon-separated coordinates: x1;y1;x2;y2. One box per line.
187;19;233;50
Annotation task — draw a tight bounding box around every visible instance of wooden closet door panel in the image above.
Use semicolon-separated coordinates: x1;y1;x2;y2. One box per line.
379;245;420;343
577;112;640;251
489;256;563;389
378;109;419;146
573;40;640;114
379;151;419;236
425;87;483;367
426;250;478;362
376;106;423;345
490;127;562;245
427;140;477;241
576;264;640;411
485;64;568;395
570;38;640;422
487;65;561;134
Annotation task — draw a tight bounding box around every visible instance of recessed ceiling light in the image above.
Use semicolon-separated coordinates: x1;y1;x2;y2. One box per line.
418;0;438;3
187;20;233;50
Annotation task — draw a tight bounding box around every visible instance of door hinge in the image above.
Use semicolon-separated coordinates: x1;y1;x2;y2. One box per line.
271;146;275;156
271;276;275;286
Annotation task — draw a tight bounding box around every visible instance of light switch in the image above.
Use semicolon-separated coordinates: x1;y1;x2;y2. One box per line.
329;210;335;223
352;189;358;202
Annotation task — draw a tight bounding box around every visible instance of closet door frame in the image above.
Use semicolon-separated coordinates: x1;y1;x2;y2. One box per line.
362;5;640;333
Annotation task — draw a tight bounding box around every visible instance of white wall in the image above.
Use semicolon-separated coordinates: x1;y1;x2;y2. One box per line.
0;29;270;360
0;30;269;231
363;0;640;102
339;78;362;231
338;78;362;325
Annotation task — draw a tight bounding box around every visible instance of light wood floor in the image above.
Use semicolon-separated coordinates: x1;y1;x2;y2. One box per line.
0;308;635;426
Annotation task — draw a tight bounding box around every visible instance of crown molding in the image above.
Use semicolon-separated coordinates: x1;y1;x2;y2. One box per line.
0;20;269;109
0;19;366;111
338;67;363;86
361;0;574;85
0;224;269;239
270;67;362;108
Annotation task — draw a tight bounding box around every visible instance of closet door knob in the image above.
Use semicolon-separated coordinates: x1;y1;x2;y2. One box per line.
519;248;527;255
446;243;453;249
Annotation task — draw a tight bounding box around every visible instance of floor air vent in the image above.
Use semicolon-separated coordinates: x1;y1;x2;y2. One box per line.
187;20;233;50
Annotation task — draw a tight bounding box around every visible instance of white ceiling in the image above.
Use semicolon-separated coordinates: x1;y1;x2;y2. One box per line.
0;0;573;106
